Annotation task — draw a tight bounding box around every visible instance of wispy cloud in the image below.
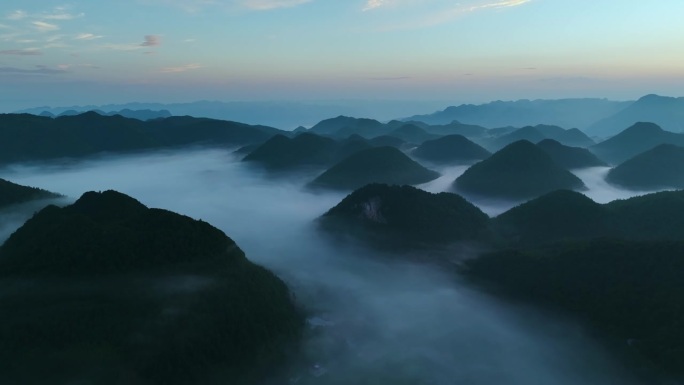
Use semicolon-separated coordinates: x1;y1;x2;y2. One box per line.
367;76;411;81
0;65;67;75
74;33;103;40
0;49;42;56
6;10;28;20
160;63;202;73
42;11;85;20
377;0;533;30
141;35;161;46
32;21;60;32
363;0;386;11
142;0;311;12
241;0;312;10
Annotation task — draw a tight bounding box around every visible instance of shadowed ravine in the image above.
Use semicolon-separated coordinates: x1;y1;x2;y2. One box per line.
0;148;650;384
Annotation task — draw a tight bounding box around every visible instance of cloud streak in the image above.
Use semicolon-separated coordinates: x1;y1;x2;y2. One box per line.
363;0;386;11
74;33;103;41
241;0;312;10
160;63;202;73
0;49;42;56
6;10;28;20
376;0;533;30
0;65;66;75
32;21;60;32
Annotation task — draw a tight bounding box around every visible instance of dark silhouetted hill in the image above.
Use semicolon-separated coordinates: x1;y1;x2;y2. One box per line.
590;122;684;164
0;113;282;164
310;147;440;190
483;125;594;151
309;116;384;137
494;190;608;246
242;133;339;171
606;144;684;190
419;120;489;139
0;190;302;384
536;139;607;169
368;135;406;148
454;140;586;200
320;184;490;248
107;109;172;120
386;124;437;144
413;135;491;165
587;94;684;138
465;238;684;378
0;179;62;209
494;189;684;246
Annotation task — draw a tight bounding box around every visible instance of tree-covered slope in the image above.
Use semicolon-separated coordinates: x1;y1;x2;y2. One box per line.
606;144;684;190
320;184;490;248
242;132;339;171
454;140;586;200
465;239;684;378
493;189;684;247
0;190;303;385
590;122;684;165
536;139;607;169
0;112;281;164
493;190;610;246
412;134;491;165
0;178;61;209
310;146;440;190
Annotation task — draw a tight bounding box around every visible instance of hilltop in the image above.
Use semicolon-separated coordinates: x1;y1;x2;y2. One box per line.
310;146;440;190
454;140;586;200
0;190;303;384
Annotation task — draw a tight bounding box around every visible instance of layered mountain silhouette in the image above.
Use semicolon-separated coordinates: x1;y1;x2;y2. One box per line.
242;132;358;171
0;190;302;384
590;122;684;164
454;140;586;200
404;98;630;129
386;124;437;144
481;125;594;151
412;135;491;165
0;112;282;164
0;178;61;209
587;94;684;138
319;184;490;248
310;146;440;190
49;109;173;121
607;144;684;190
536;139;606;169
494;189;684;246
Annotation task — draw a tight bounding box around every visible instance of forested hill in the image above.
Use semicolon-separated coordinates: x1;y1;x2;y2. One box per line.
0;190;303;384
0;112;284;164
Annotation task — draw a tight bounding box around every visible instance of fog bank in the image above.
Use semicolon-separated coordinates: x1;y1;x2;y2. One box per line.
0;149;644;384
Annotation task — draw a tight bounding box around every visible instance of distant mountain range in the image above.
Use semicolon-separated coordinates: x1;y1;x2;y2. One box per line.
404;94;684;139
0;112;283;164
587;94;684;137
404;98;631;131
590;122;684;164
40;108;173;121
15;100;449;130
15;94;683;138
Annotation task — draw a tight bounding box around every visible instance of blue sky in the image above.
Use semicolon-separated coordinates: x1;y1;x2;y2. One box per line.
1;0;683;110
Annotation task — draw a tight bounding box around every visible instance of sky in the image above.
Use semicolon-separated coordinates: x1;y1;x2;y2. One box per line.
1;0;683;111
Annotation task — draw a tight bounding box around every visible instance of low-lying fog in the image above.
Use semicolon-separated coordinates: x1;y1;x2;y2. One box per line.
0;149;654;384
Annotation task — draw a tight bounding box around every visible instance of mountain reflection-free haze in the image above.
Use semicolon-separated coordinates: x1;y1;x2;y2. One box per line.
0;149;647;384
